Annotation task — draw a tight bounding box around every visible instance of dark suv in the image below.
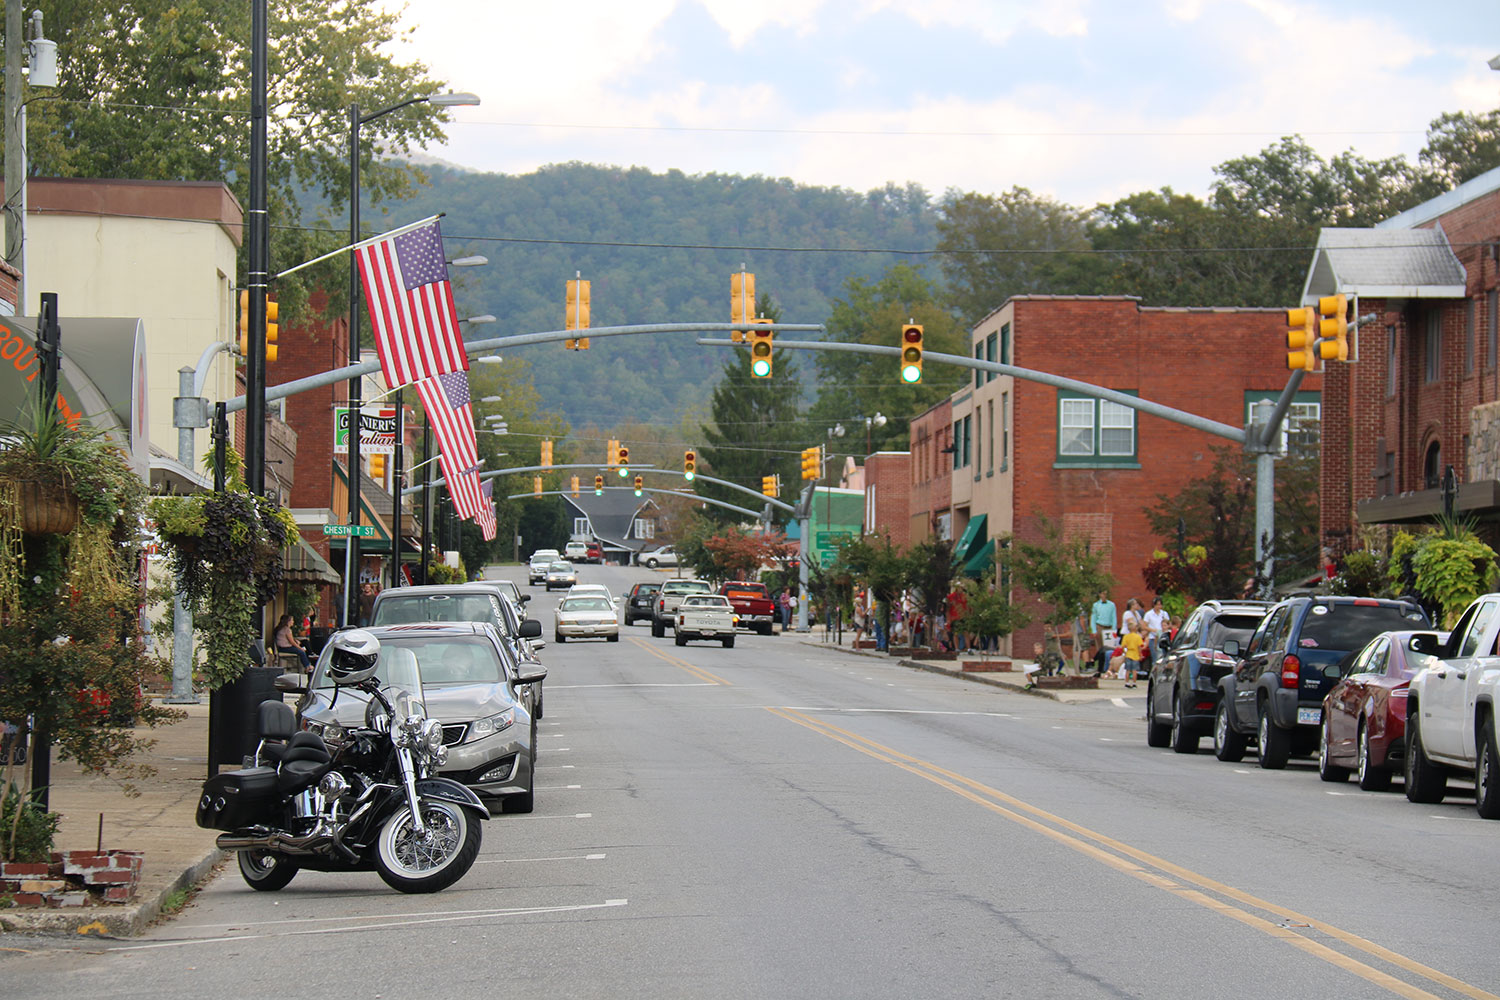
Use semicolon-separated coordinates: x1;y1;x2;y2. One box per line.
1146;600;1270;753
623;582;661;626
1215;596;1428;769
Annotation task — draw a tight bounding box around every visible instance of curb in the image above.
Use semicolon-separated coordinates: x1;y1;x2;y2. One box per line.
796;639;1061;701
0;849;223;937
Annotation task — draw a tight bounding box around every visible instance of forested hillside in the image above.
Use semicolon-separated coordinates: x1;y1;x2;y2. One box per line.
388;164;940;427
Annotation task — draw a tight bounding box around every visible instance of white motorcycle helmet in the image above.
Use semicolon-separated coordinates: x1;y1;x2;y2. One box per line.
326;629;381;686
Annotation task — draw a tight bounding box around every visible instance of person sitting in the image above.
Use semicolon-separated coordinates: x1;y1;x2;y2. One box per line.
273;614;310;670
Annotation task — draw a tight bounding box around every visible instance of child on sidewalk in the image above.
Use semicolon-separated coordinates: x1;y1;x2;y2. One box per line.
1120;619;1146;688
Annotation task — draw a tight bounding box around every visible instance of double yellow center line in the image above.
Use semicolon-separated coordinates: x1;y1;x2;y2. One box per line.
767;706;1496;1000
626;635;731;687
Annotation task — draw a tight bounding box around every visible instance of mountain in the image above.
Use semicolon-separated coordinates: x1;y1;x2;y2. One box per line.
387;163;940;429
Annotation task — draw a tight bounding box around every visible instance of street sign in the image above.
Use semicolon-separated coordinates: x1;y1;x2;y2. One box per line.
322;523;375;537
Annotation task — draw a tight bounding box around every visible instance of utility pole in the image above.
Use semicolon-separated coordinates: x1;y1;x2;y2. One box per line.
4;1;23;304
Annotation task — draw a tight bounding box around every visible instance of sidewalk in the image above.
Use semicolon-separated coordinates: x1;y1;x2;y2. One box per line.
798;628;1146;704
0;700;224;937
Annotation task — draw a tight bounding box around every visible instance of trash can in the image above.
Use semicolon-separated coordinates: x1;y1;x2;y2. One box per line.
305;626;332;658
208;665;284;772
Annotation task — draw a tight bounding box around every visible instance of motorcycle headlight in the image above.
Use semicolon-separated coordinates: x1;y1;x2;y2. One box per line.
421;718;445;752
434;745;449;767
469;708;516;741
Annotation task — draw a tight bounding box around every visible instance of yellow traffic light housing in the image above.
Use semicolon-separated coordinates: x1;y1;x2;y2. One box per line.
571;475;580;498
368;453;387;480
684;449;697;481
900;323;923;383
1286;305;1317;371
541;439;554;469
237;289;250;357
606;439;619;469
748;318;773;378
533;476;543;496
762;475;778;497
594;475;605;496
633;474;643;497
731;271;755;343
565;275;591;350
265;297;279;363
617;444;630;478
1318;294;1349;362
800;446;821;480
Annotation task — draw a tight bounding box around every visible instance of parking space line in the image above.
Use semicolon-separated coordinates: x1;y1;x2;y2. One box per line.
474;853;605;865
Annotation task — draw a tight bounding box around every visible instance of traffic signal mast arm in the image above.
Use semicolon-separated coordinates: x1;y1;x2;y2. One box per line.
400;461;796;512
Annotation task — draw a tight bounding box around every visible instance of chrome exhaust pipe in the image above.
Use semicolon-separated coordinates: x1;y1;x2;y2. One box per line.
216;829;331;856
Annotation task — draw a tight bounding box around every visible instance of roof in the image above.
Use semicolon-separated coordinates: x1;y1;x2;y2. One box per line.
1300;226;1467;303
1376;162;1500;231
561;491;658;550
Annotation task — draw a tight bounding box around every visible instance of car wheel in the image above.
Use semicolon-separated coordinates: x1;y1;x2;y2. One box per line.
722;636;734;649
1257;702;1290;770
1318;716;1350;782
1170;693;1199;754
1404;710;1447;803
1213;700;1247;762
1476;718;1500;819
646;558;659;569
758;624;773;636
554;632;565;643
674;633;687;647
1356;720;1391;792
1145;683;1170;748
501;765;535;815
652;619;665;638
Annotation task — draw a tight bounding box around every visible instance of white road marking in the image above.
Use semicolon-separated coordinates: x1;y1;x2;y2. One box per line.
537;784;582;790
1233;769;1253;774
1325;791;1347;796
548;682;719;689
1111;698;1130;708
780;707;1014;718
1099;738;1114;742
541;733;568;738
474;853;606;865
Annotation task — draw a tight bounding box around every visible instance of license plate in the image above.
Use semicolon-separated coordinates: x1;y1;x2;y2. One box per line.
1297;707;1322;725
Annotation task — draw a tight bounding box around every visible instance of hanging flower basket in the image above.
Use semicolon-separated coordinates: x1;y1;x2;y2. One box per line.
17;479;79;536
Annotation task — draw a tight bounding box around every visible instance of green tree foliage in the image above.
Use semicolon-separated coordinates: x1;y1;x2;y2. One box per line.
1012;519;1114;628
837;534;909;644
17;0;453;317
955;579;1029;656
904;536;959;620
1410;523;1499;628
1420;109;1500;191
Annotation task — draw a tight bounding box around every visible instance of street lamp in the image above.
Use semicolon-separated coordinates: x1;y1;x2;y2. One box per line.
346;90;480;619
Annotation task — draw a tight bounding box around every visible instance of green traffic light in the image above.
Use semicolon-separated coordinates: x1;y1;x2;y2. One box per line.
901;365;922;383
685;471;695;481
751;358;771;377
618;467;629;477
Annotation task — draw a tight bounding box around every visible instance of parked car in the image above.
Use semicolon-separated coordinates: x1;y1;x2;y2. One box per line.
1318;630;1445;791
624;582;661;626
545;560;578;590
554;594;621;643
652;579;713;636
1215;596;1429;769
674;594;738;648
564;540;589;561
472;577;528;610
294;623;544;813
586;541;604;564
719;581;776;635
640;545;678;569
1404;595;1500;815
1145;600;1269;753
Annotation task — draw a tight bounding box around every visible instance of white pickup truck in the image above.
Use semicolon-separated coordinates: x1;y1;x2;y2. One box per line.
674;594;739;649
1405;593;1500;817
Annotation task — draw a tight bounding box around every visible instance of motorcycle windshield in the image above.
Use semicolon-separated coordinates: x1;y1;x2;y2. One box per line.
374;645;426;722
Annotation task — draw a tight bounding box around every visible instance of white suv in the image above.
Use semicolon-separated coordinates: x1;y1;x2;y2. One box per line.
564;540;589;561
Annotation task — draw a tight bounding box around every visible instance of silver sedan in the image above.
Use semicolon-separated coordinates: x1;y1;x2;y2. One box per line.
555;594;620;643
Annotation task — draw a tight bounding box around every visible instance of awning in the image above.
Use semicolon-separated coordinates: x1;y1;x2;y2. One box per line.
1356;480;1500;525
283;536;341;585
953;514;988;565
961;538;995;578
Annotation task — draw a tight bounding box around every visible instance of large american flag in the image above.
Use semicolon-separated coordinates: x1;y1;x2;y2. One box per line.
356;219;469;387
476;479;497;541
415;370;484;519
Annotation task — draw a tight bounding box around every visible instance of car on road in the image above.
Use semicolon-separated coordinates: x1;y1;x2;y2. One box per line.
528;550;560;585
564;540;590;561
544;560;579;590
652;578;713;636
568;583;614;602
624;582;661;626
554;594;621;643
640;545;678;569
1146;600;1269;753
719;581;776;635
1318;629;1444;791
1404;595;1500;815
295;622;544;813
674;594;738;648
586;541;604;564
1214;596;1429;769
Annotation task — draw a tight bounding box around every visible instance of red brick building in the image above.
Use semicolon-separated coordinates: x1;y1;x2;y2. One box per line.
860;451;911;547
908;397;953;542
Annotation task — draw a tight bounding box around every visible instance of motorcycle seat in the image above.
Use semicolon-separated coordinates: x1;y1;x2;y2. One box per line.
252;702;298;766
278;731;333;794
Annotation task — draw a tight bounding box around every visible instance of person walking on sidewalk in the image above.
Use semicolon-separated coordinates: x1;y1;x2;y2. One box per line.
1090;591;1117;675
1143;597;1170;664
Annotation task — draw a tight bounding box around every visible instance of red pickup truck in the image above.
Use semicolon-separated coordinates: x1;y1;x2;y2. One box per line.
719;581;776;635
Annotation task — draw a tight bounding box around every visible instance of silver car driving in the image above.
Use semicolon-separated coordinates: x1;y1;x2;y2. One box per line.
555;593;620;643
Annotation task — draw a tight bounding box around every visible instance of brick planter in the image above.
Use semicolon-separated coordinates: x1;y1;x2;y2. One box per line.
961;659;1013;672
853;639;879;650
1;850;142;908
915;650;958;661
1035;674;1099;690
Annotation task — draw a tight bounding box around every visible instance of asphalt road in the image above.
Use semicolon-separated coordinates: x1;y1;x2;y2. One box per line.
5;563;1499;1000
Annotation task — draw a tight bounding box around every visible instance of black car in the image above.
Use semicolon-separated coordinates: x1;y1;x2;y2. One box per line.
624;581;661;626
1215;596;1429;769
1146;600;1270;753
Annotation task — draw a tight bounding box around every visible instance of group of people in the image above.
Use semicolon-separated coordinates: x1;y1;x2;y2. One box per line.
846;586;993;653
1085;591;1178;686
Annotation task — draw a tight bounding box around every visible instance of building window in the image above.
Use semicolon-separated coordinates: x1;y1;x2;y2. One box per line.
1000;391;1009;469
1386;325;1396;397
1466;298;1476;374
974;343;983;390
573;517;590;537
973;409;983;481
985;333;997;383
633;518;655;540
1000;323;1010;365
1425;310;1442;383
1488;290;1498;372
961;415;971;468
986;400;994;474
1056;391;1138;465
1245;392;1321;458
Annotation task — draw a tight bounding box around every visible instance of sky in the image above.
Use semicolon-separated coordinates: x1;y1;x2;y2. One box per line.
395;0;1500;209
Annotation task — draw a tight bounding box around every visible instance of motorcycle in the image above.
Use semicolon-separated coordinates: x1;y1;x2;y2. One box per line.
196;630;488;894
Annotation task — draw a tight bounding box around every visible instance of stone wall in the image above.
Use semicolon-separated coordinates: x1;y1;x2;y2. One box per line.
1470;401;1500;481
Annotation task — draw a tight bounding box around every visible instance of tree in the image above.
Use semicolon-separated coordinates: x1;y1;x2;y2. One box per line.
20;0;454;319
837;534;909;649
904;536;958;622
1013;519;1114;630
954;579;1029;661
1420;109;1500;192
1143;450;1256;601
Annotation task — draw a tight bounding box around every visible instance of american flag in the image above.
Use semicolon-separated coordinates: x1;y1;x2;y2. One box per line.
415;370;484;519
356;219;469;388
476;479;497;541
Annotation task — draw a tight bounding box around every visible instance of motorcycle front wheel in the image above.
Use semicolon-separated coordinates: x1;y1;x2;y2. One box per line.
238;849;299;891
375;797;482;893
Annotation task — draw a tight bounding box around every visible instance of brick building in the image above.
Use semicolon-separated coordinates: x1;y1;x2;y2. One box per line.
908;398;954;542
911;296;1320;657
860;451;911;547
1307;166;1500;544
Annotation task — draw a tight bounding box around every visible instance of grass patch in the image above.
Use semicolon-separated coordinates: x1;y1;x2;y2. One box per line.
160;888;189;914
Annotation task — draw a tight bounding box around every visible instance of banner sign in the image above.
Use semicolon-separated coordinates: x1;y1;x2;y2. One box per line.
333;406;396;455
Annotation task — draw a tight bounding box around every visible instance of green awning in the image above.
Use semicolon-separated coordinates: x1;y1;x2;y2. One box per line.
961;538;995;578
953;514;987;564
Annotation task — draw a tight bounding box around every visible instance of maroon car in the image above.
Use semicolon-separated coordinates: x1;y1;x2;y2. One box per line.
1318;629;1445;791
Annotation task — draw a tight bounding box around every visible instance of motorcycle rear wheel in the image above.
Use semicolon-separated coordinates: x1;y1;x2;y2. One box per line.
238;849;298;891
375;798;482;893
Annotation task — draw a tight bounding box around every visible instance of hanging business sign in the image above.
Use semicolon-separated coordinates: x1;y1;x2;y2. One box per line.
333;406;396;455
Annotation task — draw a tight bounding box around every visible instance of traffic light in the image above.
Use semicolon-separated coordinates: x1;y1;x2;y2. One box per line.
368;453;386;480
594;475;605;496
533;476;543;496
237;289;250;356
541;439;554;469
1286;304;1317;371
684;449;697;481
565;275;591;350
571;475;580;498
606;439;619;469
762;475;778;497
265;297;279;362
237;290;280;361
633;474;643;497
748;318;773;378
800;445;821;480
617;444;630;478
900;323;923;383
731;271;755;343
1318;294;1349;362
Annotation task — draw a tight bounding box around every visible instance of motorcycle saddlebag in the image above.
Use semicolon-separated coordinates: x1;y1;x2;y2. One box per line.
196;767;279;831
